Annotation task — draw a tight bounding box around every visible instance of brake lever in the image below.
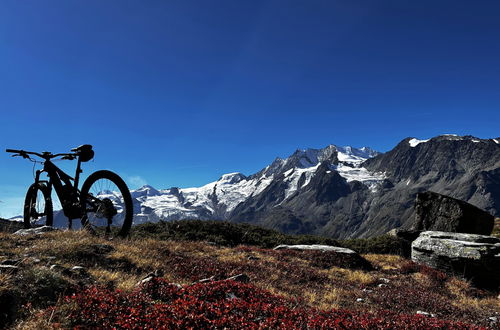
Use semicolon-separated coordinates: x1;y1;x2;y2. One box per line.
12;153;28;159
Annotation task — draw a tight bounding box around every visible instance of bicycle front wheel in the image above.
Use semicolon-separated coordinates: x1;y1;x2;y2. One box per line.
80;170;133;238
24;183;53;228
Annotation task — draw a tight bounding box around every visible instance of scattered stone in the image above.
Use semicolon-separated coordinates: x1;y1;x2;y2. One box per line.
31;258;41;264
362;288;373;293
247;255;260;261
46;256;57;260
416;311;435;317
377;284;387;288
225;273;250;283
488;316;498;323
379;278;390;283
69;266;89;278
226;292;238;300
0;265;19;273
49;264;68;273
194;276;216;284
412;231;500;288
273;244;357;254
356;298;364;302
137;275;155;286
412;191;494;235
14;226;58;236
136;270;165;286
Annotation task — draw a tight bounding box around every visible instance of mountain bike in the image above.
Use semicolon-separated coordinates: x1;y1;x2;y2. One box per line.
6;145;133;238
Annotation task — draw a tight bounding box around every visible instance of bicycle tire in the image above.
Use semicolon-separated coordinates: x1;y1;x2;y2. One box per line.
23;183;53;228
80;170;133;238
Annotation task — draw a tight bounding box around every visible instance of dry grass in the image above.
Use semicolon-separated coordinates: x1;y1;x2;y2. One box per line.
492;217;500;237
0;229;498;329
322;266;377;286
447;277;500;311
364;253;406;270
0;273;13;290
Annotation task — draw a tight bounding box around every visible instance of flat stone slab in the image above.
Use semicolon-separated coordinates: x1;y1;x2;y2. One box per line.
14;226;58;236
273;244;357;254
412;231;500;288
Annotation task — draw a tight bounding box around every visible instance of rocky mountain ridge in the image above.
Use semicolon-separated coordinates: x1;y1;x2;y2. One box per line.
126;135;500;239
18;135;500;239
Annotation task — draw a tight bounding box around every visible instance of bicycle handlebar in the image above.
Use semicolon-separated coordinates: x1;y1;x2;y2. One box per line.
6;149;76;160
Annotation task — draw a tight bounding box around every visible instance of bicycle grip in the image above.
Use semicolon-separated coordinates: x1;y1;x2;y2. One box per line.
6;149;22;153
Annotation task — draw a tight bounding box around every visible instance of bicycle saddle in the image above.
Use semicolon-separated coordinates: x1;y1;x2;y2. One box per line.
72;144;94;162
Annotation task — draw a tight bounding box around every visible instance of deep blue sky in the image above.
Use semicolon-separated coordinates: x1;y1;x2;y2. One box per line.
1;0;500;217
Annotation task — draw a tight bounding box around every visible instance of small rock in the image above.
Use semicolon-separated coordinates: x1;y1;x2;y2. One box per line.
136;271;163;286
362;289;373;293
71;266;86;272
488;316;498;323
377;284;387;288
379;278;390;283
226;273;250;283
137;276;155;286
195;276;216;284
31;258;41;264
49;264;67;272
14;226;58;236
46;256;57;260
226;292;238;300
416;311;435;317
247;255;260;261
0;265;19;273
356;298;364;302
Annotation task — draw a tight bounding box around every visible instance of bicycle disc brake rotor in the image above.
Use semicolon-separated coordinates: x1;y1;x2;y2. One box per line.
95;198;118;220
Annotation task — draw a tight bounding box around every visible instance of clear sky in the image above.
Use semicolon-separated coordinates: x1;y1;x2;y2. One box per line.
1;0;500;217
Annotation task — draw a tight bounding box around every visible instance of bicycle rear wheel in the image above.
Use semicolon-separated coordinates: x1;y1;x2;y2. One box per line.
80;170;133;238
23;183;53;228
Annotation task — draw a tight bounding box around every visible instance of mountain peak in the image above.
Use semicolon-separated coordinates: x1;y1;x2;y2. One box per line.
407;135;498;148
218;172;247;184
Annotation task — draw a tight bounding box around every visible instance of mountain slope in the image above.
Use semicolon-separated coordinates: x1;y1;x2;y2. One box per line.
131;145;384;231
24;135;499;239
128;135;500;239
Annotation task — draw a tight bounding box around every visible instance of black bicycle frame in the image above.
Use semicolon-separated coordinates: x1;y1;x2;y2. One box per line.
36;157;84;220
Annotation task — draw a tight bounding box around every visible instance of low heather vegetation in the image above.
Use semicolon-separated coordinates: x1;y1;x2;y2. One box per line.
0;221;498;329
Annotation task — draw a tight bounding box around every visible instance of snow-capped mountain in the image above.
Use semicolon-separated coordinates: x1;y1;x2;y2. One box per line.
130;135;500;238
23;135;500;239
131;145;384;224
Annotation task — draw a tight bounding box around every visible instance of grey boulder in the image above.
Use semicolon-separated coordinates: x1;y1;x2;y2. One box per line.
413;191;494;235
411;231;500;288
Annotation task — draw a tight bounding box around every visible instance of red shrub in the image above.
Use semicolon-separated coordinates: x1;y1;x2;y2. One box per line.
62;278;485;329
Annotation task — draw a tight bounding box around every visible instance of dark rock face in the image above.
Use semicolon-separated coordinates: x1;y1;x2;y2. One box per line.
230;135;500;238
413;191;494;235
412;231;500;289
